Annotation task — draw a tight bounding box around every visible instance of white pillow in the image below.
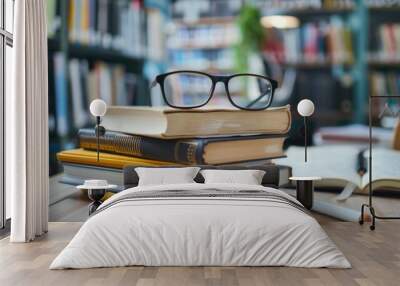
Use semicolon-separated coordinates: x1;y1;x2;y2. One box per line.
200;169;266;185
136;167;200;186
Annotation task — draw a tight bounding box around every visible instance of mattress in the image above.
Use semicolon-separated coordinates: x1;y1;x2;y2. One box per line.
50;183;351;269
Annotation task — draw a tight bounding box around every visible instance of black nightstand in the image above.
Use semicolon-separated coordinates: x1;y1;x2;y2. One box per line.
77;180;118;215
289;177;321;210
87;188;107;215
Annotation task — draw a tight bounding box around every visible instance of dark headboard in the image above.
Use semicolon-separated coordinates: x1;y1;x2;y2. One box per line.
123;165;281;189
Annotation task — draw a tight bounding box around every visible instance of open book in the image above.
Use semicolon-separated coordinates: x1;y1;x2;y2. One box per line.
275;145;400;194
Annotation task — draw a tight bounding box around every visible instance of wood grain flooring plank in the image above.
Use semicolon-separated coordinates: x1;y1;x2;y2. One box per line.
205;278;221;286
1;222;400;286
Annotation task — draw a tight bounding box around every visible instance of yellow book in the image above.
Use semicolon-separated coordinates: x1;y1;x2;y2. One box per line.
392;119;400;151
57;149;181;169
68;0;75;36
343;28;354;64
101;191;115;202
81;0;89;44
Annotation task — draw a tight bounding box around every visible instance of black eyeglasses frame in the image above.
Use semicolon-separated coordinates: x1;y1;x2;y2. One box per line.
150;70;278;111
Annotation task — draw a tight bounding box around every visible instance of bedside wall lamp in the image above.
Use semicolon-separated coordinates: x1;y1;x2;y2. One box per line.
89;99;107;162
297;99;315;163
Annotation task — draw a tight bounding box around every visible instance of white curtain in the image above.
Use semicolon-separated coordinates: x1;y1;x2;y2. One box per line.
8;0;49;242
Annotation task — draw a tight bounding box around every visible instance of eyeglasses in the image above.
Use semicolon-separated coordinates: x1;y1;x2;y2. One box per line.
150;70;278;110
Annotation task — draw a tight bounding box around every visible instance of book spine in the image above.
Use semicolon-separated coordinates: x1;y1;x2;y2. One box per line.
53;53;69;137
78;130;204;165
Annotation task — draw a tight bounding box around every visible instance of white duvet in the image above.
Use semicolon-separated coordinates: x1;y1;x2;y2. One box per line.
50;183;351;269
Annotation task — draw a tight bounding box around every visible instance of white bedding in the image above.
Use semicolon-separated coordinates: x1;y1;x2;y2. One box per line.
50;183;351;269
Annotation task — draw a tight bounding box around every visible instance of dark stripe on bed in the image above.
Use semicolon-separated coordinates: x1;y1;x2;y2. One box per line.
90;190;310;217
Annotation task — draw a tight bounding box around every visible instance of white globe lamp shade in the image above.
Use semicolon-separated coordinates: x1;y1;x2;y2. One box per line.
90;99;107;117
297;99;315;117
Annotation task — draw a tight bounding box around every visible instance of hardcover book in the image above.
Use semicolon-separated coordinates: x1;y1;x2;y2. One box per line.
78;129;287;165
275;145;400;193
57;148;179;169
101;105;291;138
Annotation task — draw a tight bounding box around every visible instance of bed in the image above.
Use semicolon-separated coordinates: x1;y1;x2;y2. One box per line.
50;165;350;269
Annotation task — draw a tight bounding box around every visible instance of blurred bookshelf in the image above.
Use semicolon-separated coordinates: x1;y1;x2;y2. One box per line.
46;0;400;174
47;0;169;175
365;1;400;130
167;16;238;73
258;0;400;129
263;7;355;17
165;0;400;142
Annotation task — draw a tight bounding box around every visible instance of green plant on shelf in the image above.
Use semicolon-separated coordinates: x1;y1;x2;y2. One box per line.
234;4;265;73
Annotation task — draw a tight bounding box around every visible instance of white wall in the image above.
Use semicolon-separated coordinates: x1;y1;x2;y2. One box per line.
5;44;12;219
5;0;14;220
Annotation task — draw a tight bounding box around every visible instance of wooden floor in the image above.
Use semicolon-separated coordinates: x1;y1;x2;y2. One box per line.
1;221;399;286
2;178;396;285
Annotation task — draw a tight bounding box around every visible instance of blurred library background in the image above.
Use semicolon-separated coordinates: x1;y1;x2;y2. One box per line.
47;0;400;175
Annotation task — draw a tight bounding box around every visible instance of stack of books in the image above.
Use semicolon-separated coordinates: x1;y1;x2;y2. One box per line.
369;22;400;62
313;124;394;146
52;54;147;138
47;0;166;59
366;0;400;8
168;18;237;72
167;20;238;50
262;0;354;10
266;18;354;65
370;71;400;97
57;105;292;189
67;0;147;57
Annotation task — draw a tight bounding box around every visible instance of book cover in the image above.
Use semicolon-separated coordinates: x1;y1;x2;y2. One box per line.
78;129;286;165
57;148;180;169
69;59;88;129
53;53;69;137
101;105;292;138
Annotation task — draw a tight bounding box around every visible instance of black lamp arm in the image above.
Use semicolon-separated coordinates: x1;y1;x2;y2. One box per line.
304;116;307;163
95;116;106;162
95;116;106;136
